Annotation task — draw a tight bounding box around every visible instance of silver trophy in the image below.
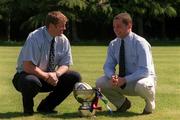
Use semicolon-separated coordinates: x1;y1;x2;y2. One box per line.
73;89;98;117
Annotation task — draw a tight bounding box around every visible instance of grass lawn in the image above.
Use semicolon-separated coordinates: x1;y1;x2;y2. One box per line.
0;44;180;120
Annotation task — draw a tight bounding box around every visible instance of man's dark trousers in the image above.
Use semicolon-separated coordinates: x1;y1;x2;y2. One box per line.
12;70;81;114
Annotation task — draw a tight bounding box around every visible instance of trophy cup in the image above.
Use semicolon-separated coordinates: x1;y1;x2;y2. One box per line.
73;82;103;117
73;89;99;117
73;82;113;117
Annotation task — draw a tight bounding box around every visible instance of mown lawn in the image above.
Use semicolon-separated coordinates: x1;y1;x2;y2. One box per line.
0;45;180;120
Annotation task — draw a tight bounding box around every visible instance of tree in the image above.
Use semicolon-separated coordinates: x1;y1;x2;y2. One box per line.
57;0;87;41
57;0;112;41
109;0;178;36
12;0;112;41
0;0;14;41
1;0;179;41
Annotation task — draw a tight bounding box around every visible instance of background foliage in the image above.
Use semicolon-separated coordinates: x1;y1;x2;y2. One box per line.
0;0;180;41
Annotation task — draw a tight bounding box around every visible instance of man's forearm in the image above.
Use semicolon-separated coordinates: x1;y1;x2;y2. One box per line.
125;67;149;83
56;65;69;77
23;61;49;80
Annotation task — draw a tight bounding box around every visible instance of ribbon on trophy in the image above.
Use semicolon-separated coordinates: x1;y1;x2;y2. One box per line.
92;88;113;114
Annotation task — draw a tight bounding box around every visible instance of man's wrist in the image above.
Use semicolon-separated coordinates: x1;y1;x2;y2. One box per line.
56;71;61;78
44;73;50;81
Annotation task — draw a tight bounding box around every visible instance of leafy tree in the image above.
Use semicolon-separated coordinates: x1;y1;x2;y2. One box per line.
57;0;87;41
0;0;14;41
19;0;112;41
57;0;112;40
0;0;179;41
109;0;178;36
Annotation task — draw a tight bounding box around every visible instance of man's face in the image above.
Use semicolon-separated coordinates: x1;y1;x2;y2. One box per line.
53;22;66;36
113;19;131;38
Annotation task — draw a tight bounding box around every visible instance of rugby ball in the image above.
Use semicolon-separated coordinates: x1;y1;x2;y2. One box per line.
74;82;92;90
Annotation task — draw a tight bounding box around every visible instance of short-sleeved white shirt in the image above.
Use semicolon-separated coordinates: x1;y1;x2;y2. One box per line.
16;26;73;73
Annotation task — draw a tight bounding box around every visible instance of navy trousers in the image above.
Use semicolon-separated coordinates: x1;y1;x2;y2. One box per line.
12;70;81;114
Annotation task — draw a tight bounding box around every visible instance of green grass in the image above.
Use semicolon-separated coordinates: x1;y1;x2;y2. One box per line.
0;45;180;120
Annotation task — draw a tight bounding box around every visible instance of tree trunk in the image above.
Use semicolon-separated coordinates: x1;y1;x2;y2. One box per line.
7;16;11;41
136;16;143;36
72;20;79;41
161;17;166;38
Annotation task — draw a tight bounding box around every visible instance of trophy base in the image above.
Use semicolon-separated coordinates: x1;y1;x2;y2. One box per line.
79;108;96;117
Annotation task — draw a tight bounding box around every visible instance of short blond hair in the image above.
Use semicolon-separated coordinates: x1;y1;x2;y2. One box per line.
45;11;68;27
114;12;132;26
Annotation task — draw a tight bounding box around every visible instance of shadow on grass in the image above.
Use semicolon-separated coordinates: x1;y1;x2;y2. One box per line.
44;111;141;119
0;112;23;119
96;111;141;117
0;111;143;119
44;112;79;119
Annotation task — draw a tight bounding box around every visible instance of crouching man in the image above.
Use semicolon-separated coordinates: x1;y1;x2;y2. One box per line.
96;12;156;114
12;11;81;115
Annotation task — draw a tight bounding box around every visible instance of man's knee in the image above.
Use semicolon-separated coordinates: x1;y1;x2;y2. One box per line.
134;77;156;113
96;76;110;89
96;78;102;88
71;71;81;82
135;78;155;102
17;74;41;95
61;70;81;83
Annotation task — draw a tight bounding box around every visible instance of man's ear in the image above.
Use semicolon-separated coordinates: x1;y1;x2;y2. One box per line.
48;23;54;29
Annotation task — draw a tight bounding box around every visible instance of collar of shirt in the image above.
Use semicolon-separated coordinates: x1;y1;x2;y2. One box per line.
117;31;133;41
44;26;54;42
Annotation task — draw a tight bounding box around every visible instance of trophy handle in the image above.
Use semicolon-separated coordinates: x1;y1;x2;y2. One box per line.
91;88;102;111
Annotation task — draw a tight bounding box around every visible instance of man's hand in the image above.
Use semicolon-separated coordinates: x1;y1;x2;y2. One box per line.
46;72;59;86
111;75;119;87
111;75;126;88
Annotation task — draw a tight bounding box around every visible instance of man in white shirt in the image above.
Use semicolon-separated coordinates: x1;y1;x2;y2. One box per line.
96;12;156;114
12;11;81;115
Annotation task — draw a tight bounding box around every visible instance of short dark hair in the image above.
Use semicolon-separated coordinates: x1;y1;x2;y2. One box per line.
45;11;68;27
114;12;132;26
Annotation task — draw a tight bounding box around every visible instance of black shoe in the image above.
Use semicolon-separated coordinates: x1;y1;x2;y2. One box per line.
37;100;57;114
115;98;131;113
142;109;152;114
23;110;34;116
37;109;58;114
